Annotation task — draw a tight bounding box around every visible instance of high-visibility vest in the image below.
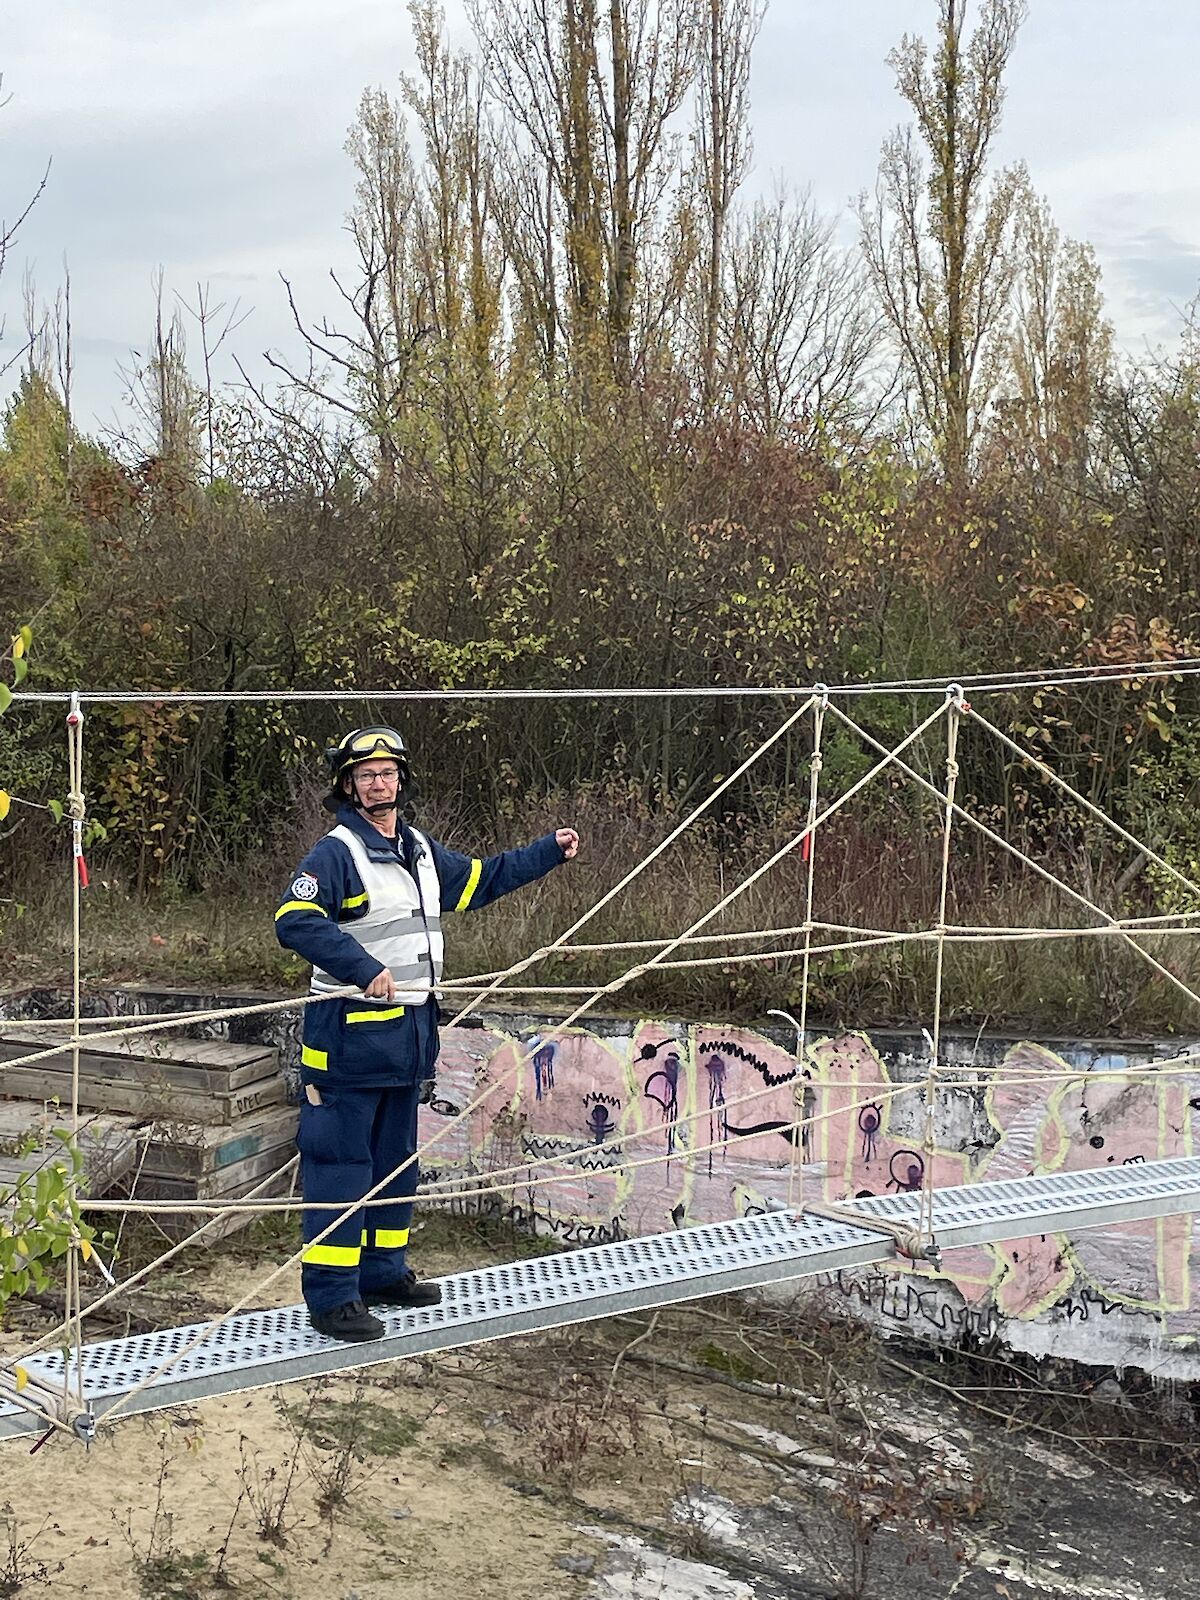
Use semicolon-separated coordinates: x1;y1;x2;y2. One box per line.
309;824;444;1005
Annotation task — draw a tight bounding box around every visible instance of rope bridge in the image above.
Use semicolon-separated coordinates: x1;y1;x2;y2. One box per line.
3;667;1200;1446
4;1158;1200;1444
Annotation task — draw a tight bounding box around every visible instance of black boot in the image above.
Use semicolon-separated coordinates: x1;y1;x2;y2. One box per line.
365;1269;442;1309
310;1298;386;1342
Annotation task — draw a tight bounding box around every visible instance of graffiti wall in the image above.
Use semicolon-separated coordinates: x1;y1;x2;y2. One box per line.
423;1019;1200;1377
13;986;1194;1376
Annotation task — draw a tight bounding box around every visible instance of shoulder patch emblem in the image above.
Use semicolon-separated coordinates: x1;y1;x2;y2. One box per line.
291;873;319;901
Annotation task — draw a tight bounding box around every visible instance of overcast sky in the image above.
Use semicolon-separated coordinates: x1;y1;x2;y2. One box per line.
1;0;1197;433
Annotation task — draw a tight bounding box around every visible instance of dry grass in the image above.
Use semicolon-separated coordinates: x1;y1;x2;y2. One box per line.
4;779;1197;1037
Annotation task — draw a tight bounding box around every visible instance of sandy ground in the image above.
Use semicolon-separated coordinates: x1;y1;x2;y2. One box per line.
0;1217;704;1600
0;1216;1197;1600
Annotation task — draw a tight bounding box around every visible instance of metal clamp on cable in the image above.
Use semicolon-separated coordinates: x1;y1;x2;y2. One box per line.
772;1197;943;1268
0;1366;95;1448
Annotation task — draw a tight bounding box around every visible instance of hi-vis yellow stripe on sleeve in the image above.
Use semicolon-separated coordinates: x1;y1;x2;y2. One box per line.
346;1007;406;1023
275;901;329;921
301;1045;328;1071
302;1242;360;1267
341;890;368;910
455;857;483;911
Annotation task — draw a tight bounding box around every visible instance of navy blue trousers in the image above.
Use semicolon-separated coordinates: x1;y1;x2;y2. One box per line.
298;1083;421;1315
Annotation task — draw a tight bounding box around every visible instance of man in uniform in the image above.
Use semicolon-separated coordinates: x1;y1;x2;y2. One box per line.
275;726;579;1343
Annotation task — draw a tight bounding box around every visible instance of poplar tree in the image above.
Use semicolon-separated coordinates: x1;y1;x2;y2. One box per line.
858;0;1029;482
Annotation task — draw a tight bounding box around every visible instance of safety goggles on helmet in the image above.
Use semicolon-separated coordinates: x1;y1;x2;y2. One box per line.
325;726;410;787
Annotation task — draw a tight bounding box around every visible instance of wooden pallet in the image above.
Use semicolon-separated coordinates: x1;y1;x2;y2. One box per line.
137;1107;299;1179
0;1101;140;1202
0;1027;300;1242
0;1028;285;1124
120;1158;299;1244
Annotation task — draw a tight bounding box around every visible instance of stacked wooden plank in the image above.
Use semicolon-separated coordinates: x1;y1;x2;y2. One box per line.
0;1026;298;1241
0;1100;140;1206
0;1028;288;1122
133;1106;300;1241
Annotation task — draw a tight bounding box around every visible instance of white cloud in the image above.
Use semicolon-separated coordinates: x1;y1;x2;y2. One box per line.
0;0;1198;425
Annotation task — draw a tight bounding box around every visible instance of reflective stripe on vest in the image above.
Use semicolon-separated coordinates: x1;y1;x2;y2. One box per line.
310;825;445;1006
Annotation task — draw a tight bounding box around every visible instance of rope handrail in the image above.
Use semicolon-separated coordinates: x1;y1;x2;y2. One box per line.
6;654;1200;707
39;1050;1200;1223
77;1079;920;1217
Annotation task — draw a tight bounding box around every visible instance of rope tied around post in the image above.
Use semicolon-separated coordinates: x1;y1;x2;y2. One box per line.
917;684;967;1257
62;691;91;1424
787;687;827;1207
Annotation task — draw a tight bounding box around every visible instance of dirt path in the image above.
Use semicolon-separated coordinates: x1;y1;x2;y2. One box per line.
0;1215;1196;1599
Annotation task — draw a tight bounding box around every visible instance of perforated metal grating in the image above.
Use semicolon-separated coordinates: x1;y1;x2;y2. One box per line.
845;1153;1200;1248
1;1155;1198;1441
0;1208;888;1439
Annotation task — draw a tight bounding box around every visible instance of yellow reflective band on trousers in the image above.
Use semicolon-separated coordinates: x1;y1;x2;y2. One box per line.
275;901;328;921
301;1045;328;1071
372;1228;410;1249
302;1242;360;1267
455;858;483;911
346;1007;406;1023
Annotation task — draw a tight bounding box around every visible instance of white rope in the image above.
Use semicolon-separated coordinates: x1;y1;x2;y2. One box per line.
7;655;1200;708
787;689;825;1208
76;1074;919;1217
444;698;815;1028
539;701;953;1037
918;688;964;1251
826;703;1200;1020
968;704;1200;907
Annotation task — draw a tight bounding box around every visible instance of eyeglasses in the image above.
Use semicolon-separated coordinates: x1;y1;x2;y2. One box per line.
356;767;400;786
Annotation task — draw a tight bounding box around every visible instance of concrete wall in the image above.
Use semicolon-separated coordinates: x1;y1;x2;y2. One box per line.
10;987;1198;1375
425;1015;1200;1378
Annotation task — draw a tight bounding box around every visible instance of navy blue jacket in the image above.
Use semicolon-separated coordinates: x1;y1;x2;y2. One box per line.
275;803;565;1086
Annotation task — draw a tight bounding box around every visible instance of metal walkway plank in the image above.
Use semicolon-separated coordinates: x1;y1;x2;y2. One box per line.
1;1155;1197;1441
0;1210;891;1439
850;1154;1200;1247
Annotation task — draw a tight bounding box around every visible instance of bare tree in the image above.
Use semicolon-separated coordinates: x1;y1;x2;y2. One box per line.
0;91;50;382
176;282;251;482
858;0;1029;481
726;189;882;442
468;0;698;381
115;270;203;482
693;0;763;405
256;89;426;493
